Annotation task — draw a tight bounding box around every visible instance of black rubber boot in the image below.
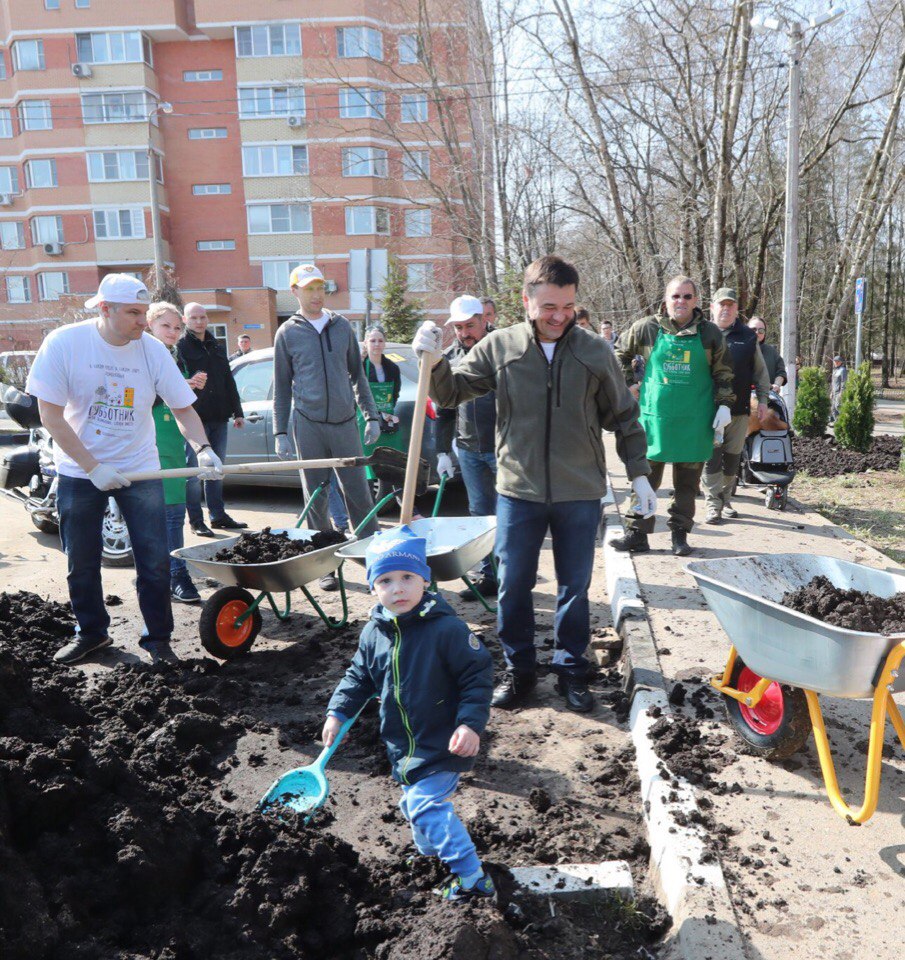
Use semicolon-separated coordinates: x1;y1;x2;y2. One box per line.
491;672;537;709
671;529;692;557
610;529;650;553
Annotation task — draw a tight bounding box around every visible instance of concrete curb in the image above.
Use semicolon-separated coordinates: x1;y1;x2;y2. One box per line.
603;479;751;960
511;861;633;901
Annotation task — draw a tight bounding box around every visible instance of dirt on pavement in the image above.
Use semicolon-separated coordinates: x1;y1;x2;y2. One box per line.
793;433;902;477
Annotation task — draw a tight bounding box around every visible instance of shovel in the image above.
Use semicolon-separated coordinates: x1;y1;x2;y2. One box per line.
259;699;374;818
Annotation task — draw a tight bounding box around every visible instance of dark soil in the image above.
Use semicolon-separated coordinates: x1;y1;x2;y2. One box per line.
793;433;902;478
781;575;905;634
213;528;347;564
0;591;666;960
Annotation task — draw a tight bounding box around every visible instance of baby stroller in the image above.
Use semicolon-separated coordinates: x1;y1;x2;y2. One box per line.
738;389;795;510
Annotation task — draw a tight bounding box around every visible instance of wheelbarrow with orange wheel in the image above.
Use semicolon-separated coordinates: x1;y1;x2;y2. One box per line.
687;553;905;824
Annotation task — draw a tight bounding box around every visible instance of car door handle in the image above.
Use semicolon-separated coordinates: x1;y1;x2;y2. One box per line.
245;413;263;423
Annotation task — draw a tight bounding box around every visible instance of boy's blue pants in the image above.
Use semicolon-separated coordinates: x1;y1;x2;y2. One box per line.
398;771;482;878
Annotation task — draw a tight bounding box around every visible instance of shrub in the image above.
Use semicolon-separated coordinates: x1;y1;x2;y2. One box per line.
834;362;875;453
792;367;831;438
377;258;425;343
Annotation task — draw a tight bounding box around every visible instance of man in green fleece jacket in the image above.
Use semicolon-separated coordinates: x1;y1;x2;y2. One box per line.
412;256;655;713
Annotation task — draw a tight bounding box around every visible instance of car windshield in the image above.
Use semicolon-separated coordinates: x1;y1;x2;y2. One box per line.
382;344;418;381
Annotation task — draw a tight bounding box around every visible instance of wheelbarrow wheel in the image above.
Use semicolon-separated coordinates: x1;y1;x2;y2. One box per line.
724;657;810;760
199;586;262;661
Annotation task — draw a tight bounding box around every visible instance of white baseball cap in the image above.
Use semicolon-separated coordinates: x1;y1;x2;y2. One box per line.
289;263;325;288
445;295;484;325
85;273;151;309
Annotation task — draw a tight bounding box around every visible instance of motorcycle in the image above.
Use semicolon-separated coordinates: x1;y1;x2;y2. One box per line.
0;386;134;567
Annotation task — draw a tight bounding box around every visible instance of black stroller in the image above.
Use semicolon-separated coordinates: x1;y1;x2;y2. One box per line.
738;389;796;510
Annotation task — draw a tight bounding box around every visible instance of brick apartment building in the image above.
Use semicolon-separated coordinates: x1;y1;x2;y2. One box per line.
0;0;492;356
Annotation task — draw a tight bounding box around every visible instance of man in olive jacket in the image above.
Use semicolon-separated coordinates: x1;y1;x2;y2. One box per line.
412;256;655;714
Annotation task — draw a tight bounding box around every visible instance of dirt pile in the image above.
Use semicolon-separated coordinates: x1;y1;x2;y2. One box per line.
213;528;347;564
781;575;905;634
793;433;902;477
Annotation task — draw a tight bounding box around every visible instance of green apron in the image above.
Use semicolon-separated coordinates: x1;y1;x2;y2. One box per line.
357;360;405;480
152;403;187;505
639;328;715;463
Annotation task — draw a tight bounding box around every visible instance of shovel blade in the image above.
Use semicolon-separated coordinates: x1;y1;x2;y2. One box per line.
369;447;430;496
259;766;328;814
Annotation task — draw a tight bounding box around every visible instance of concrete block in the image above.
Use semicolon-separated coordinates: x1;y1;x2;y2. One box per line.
510;861;634;901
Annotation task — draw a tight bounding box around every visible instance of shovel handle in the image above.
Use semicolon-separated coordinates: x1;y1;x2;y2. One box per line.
317;698;375;771
123;457;364;482
400;351;434;523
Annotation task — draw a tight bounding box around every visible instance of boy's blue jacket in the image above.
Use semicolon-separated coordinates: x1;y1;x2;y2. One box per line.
327;593;493;785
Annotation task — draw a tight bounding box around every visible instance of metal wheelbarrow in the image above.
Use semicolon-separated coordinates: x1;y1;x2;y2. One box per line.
688;553;905;824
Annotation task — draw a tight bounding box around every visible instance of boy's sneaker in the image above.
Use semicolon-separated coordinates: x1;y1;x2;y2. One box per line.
53;635;113;665
437;872;496;902
171;581;201;604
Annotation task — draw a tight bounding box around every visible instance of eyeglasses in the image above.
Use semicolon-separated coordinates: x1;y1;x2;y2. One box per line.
670;293;694;301
753;327;766;334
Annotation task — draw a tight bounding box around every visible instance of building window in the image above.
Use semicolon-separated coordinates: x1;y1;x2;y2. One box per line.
402;150;430;180
75;32;151;65
197;239;236;251
188;127;227;140
235;24;301;58
401;93;428;123
398;34;422;64
0;110;12;139
0;52;6;80
0;166;19;195
261;259;297;290
6;276;30;304
242;144;308;177
336;27;382;60
17;100;52;131
0;221;25;250
81;91;150;124
184;69;222;82
339;87;385;119
75;0;90;7
25;159;57;188
238;86;305;119
12;40;45;71
87;149;161;183
342;146;388;177
30;215;63;245
45;0;61;8
38;272;69;301
345;206;389;236
406;263;432;292
405;208;432;238
193;183;232;195
247;203;311;234
93;209;145;240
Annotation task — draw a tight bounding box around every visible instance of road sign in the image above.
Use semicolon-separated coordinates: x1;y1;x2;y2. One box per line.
855;277;866;314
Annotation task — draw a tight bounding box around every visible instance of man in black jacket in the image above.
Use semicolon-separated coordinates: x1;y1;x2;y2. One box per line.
177;303;246;535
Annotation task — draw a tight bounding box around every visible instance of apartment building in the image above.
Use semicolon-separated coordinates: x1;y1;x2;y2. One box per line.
0;0;491;353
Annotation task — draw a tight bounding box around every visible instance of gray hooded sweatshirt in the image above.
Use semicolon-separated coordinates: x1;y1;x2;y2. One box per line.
273;311;378;433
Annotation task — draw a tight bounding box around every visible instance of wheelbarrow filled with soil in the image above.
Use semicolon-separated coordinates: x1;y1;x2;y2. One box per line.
687;553;905;823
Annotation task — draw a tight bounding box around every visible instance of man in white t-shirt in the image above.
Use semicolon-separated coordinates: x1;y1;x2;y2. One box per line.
26;274;222;665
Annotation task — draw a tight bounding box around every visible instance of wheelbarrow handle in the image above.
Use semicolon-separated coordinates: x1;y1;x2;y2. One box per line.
123;457;366;482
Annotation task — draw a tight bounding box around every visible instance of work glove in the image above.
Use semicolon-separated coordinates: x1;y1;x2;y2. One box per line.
412;321;443;362
630;475;657;519
197;447;224;480
275;434;294;461
712;405;731;431
88;463;131;491
363;419;381;446
437;452;456;479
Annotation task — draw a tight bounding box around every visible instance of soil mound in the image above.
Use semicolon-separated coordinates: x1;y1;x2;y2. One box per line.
793;433;902;477
782;575;905;634
213;528;347;564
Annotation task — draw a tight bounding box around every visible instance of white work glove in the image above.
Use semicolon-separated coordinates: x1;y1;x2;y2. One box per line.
88;463;131;491
197;446;223;480
630;475;657;519
363;419;381;446
437;452;456;479
412;321;443;362
275;434;294;461
712;405;731;431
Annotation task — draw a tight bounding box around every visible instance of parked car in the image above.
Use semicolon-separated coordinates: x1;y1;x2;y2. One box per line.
227;344;444;503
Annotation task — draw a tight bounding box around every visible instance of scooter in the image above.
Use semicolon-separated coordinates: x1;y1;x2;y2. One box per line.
0;386;134;566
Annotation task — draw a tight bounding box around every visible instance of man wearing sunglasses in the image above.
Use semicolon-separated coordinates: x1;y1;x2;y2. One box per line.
614;275;734;556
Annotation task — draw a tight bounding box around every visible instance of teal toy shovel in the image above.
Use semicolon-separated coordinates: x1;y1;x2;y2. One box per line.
259;699;373;819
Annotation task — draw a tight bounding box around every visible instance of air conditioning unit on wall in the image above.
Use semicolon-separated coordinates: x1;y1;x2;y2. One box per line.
324;279;338;293
43;242;63;256
71;62;93;78
287;115;304;128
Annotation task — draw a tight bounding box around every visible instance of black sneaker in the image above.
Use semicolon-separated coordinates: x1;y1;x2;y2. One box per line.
319;574;339;592
139;640;180;665
191;522;216;538
54;635;113;665
555;675;594;713
491;672;537;709
610;529;650;553
211;515;248;530
671;529;693;557
458;576;498;600
171;581;201;604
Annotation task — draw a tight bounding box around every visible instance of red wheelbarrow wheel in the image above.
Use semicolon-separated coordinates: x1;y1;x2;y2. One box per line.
724;656;811;760
199;586;262;660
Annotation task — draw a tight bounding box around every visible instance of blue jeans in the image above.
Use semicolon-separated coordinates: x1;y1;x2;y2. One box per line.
58;476;173;644
399;771;481;878
185;419;228;525
166;502;192;586
327;474;349;531
457;448;497;579
495;494;600;677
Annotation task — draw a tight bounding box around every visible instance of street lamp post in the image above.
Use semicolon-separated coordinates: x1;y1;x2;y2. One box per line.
147;101;173;285
750;7;845;421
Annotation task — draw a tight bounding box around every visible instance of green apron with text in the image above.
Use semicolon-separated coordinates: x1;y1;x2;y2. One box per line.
640;328;714;463
152;403;187;505
357;361;405;480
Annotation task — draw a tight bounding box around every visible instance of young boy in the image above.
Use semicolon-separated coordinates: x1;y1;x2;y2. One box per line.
323;525;495;901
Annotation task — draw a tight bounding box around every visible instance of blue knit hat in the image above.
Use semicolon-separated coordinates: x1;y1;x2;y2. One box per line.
366;525;432;588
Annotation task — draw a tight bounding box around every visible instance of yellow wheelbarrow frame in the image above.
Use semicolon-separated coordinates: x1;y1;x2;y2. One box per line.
712;642;905;824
